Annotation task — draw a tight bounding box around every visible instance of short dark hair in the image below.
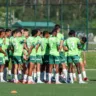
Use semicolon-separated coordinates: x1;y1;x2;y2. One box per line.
31;29;38;36
81;37;87;43
15;29;22;34
68;30;75;36
51;28;58;34
0;28;5;33
24;28;29;32
54;24;61;29
5;29;11;32
43;31;49;36
12;30;16;36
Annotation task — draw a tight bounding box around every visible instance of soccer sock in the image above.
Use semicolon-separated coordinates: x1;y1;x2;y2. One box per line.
28;76;32;82
44;71;46;80
33;72;37;79
78;74;83;82
69;73;74;83
0;72;4;81
49;73;52;82
46;72;49;81
41;72;44;81
14;74;18;81
23;74;27;81
8;70;11;75
37;72;41;81
18;70;22;75
63;69;68;79
55;73;59;83
73;73;77;79
82;71;87;78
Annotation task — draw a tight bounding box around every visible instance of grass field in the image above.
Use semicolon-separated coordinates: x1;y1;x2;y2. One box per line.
0;52;96;96
0;70;96;96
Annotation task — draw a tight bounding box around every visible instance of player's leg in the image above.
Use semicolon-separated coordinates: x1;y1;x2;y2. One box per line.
27;56;35;84
80;59;88;81
67;56;74;83
33;65;37;82
36;55;43;83
72;65;77;81
55;56;61;84
73;56;86;84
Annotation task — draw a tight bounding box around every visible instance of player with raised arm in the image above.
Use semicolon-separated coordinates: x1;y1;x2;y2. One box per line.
64;30;86;84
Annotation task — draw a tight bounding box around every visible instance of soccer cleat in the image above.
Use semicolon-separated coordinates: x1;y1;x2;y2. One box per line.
0;79;7;83
79;81;87;84
14;80;19;84
27;81;35;84
37;80;44;84
22;80;27;84
47;82;51;84
56;81;62;84
83;78;89;81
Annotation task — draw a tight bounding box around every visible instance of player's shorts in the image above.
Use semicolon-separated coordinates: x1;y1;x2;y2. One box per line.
29;56;36;63
67;55;80;65
13;56;23;64
59;52;66;64
36;55;42;64
42;55;49;64
0;57;5;65
49;55;60;65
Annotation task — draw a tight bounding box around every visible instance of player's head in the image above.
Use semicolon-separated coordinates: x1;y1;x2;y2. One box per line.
54;24;61;33
15;29;22;37
81;37;87;44
31;29;38;37
23;28;29;37
43;31;49;38
37;28;41;36
51;28;58;36
0;28;5;38
5;28;11;37
68;30;76;37
12;30;16;37
18;27;24;35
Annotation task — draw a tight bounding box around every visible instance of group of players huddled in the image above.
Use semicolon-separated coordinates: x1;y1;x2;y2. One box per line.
0;24;88;84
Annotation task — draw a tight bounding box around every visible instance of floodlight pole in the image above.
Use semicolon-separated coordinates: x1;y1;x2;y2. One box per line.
86;0;89;50
6;0;9;28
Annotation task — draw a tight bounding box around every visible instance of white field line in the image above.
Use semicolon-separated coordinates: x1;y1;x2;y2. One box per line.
86;69;96;71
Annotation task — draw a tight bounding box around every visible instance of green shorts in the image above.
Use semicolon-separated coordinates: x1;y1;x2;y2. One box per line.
49;55;60;65
13;56;23;64
0;57;5;65
59;52;66;64
42;55;49;64
36;55;42;64
67;55;80;65
29;56;36;63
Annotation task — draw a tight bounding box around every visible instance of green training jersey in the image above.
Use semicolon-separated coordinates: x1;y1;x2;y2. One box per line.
36;36;42;55
27;36;37;56
41;38;49;55
57;32;64;52
78;43;86;56
64;37;80;56
12;37;25;56
48;36;60;56
0;38;5;57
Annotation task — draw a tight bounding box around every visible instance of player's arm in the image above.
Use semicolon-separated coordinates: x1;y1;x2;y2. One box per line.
28;45;34;56
63;40;68;51
0;47;6;56
36;40;41;52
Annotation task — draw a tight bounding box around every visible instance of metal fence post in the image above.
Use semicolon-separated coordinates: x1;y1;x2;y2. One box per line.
86;0;89;50
6;0;9;28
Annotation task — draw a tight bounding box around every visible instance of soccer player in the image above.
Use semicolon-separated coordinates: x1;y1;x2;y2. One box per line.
0;28;6;82
64;30;86;84
27;29;38;84
55;25;68;82
4;29;12;80
48;28;61;84
12;29;25;83
41;31;50;81
79;37;88;81
22;29;30;84
36;29;43;83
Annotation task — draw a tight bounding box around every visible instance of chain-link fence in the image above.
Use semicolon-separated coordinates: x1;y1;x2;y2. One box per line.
0;0;96;50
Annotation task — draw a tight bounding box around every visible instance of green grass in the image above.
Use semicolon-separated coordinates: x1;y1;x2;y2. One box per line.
0;70;96;96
